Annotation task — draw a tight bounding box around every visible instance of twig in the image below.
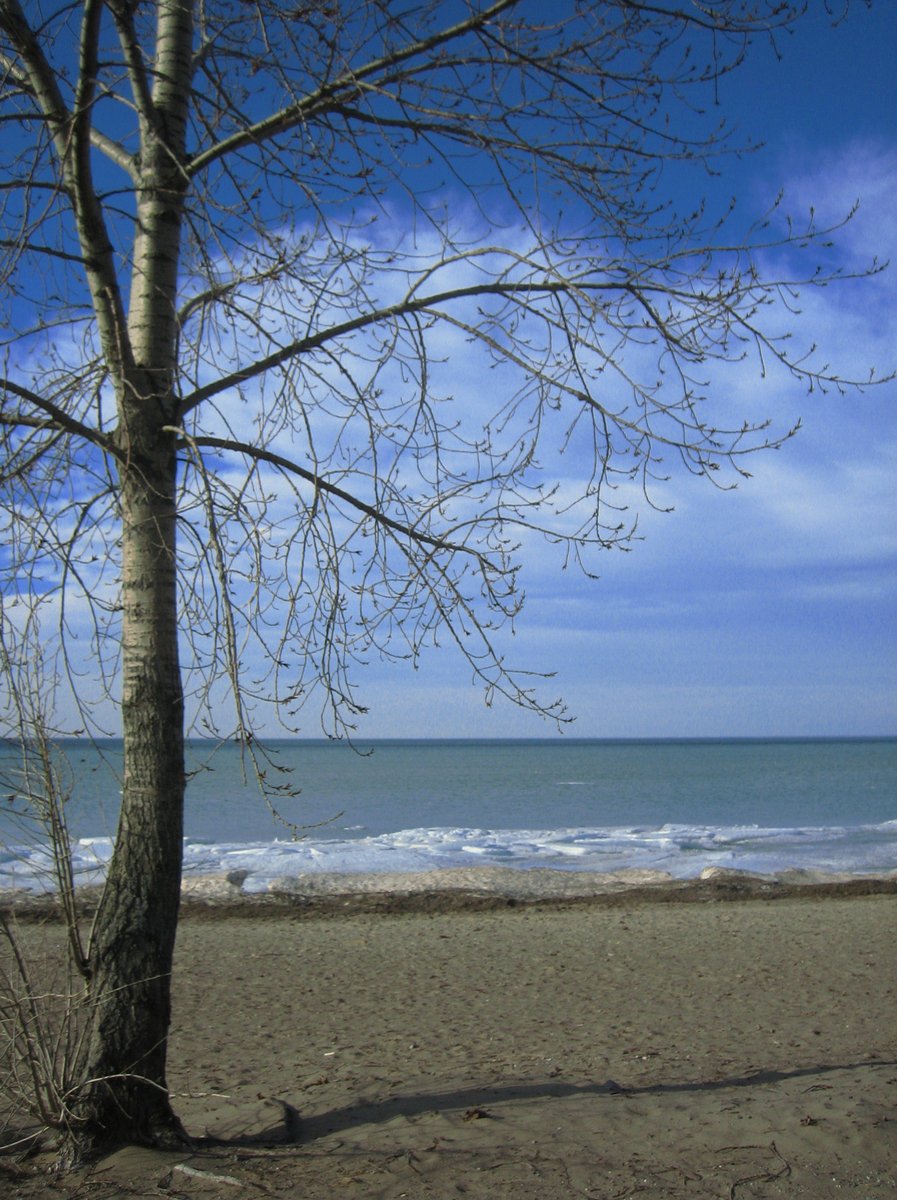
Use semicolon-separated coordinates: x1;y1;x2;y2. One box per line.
174;1163;243;1187
729;1141;791;1198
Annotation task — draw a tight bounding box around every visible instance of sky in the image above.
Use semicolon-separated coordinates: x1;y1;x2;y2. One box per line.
5;4;895;744
342;3;897;741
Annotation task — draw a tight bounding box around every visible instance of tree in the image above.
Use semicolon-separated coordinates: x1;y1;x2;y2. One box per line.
0;0;880;1161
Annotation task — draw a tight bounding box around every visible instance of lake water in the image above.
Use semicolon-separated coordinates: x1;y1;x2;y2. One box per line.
1;737;895;892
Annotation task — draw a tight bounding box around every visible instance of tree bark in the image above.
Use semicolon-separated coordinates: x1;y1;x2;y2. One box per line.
60;2;195;1160
67;423;187;1160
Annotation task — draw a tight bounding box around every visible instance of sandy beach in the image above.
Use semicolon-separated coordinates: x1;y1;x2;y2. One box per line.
3;883;896;1198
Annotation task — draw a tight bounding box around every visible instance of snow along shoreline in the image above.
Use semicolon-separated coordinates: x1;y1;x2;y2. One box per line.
3;864;897;919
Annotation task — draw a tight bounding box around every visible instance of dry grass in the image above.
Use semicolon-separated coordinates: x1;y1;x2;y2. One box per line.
0;913;90;1154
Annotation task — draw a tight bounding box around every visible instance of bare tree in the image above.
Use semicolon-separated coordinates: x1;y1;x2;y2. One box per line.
0;0;881;1160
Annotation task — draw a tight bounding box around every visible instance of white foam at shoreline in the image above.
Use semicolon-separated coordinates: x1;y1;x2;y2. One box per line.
2;820;896;895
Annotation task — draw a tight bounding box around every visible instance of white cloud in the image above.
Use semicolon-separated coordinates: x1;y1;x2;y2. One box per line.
8;115;896;740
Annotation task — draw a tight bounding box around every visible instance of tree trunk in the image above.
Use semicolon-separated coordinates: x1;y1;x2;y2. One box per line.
63;1;195;1160
66;425;188;1160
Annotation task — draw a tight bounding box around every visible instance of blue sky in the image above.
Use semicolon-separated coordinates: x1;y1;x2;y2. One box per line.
6;4;894;743
343;4;897;740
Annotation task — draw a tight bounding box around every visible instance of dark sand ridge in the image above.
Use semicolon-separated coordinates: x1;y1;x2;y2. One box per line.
2;873;895;1198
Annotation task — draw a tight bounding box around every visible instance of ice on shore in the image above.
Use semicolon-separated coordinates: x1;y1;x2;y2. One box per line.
2;820;896;895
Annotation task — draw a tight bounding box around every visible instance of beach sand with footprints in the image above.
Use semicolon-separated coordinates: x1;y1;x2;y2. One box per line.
2;874;895;1198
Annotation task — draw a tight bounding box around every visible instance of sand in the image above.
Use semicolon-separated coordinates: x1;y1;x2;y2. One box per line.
2;884;896;1198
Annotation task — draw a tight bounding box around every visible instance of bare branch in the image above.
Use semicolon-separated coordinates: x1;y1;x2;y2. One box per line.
1;376;119;457
89;128;137;178
170;429;474;558
186;0;519;177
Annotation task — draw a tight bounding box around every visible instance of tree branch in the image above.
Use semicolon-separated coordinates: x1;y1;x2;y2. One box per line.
186;0;518;177
169;430;473;558
107;0;156;149
0;0;135;384
0;237;85;264
89;127;138;178
1;376;120;459
178;273;620;413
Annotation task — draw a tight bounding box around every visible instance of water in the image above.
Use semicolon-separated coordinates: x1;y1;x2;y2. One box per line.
1;738;895;892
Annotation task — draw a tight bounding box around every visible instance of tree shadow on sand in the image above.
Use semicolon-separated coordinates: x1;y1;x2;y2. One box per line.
206;1057;896;1147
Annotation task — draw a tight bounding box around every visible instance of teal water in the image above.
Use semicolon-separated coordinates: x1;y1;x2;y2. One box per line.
2;736;894;843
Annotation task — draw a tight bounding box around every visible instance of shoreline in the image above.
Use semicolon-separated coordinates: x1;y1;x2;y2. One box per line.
3;864;897;919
